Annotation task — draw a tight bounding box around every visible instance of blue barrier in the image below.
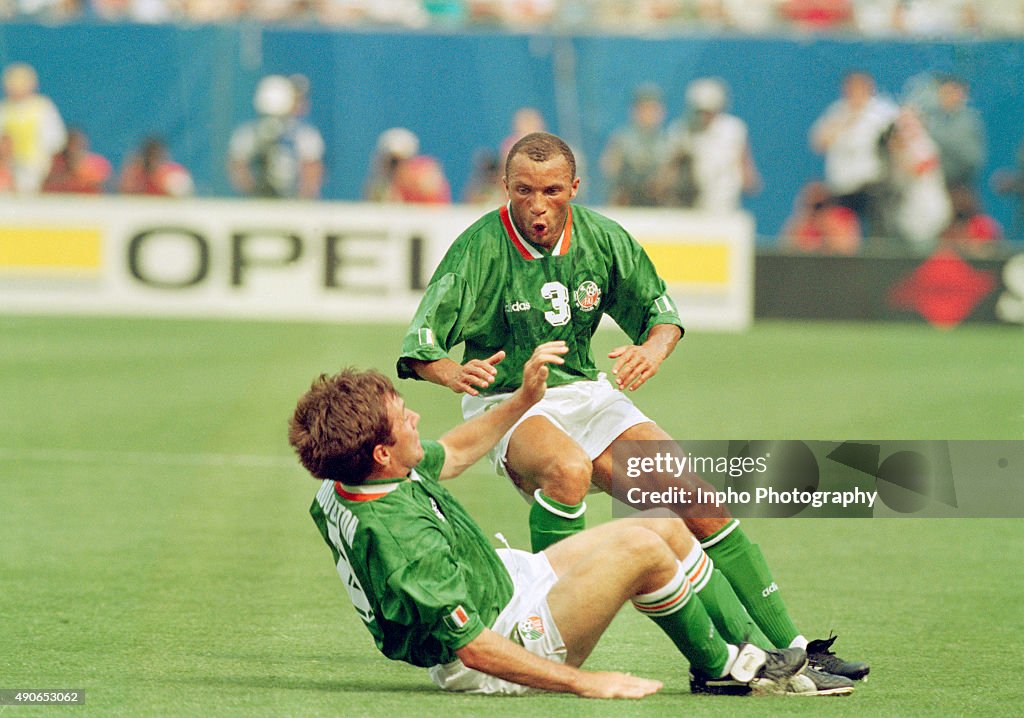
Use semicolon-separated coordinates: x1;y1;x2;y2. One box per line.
1;21;1021;239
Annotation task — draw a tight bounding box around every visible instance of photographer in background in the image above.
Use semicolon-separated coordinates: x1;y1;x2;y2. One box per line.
227;74;324;199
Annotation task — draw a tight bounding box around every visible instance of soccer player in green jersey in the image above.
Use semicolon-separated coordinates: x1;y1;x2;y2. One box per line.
289;343;847;697
397;131;868;683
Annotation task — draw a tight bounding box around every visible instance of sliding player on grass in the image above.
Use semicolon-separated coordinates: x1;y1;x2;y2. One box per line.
397;132;868;682
290;342;852;696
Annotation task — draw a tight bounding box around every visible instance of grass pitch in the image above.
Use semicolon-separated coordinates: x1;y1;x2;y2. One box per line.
1;315;1021;717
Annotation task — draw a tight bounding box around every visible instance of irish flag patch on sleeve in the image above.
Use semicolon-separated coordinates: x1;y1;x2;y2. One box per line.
443;605;471;631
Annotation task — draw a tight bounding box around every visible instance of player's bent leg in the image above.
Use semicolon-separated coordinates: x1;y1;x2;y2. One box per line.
703;525;867;678
589;422;867;684
611;515;773;650
544;523;728;678
506;416;593;551
590;421;731;540
544;523;841;696
544;523;680;665
506;416;593;504
677;538;775;650
593;423;802;651
543;516;693;577
700;519;801;649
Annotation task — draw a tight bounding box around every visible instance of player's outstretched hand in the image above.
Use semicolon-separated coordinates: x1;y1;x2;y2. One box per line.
448;351;506;396
516;341;568;406
574;671;663;699
608;344;662;392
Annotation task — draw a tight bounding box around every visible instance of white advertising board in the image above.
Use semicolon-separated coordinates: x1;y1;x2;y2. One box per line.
0;196;752;330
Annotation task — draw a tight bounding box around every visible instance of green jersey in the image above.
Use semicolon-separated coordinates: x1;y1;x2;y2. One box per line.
397;203;684;394
310;440;514;668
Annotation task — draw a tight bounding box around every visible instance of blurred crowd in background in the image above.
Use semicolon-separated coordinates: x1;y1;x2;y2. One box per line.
5;56;1023;258
598;71;1019;258
3;0;1024;37
5;0;1024;262
0;62;195;197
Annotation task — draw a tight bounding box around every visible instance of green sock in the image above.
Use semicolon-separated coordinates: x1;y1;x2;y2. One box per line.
528;490;585;552
702;520;800;649
682;542;773;650
632;564;730;677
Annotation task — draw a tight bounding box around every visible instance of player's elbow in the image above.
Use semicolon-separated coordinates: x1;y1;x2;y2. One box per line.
405;358;443;383
403;358;428;376
454;636;492;672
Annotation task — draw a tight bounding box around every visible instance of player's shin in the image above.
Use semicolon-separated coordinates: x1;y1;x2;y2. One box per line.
679;541;773;650
631;563;730;678
701;520;800;649
528;490;586;552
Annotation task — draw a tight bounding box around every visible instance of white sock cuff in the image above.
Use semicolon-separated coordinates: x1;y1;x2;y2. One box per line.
532;489;587;519
789;635;808;650
699;518;740;550
679;543;714;593
632;563;691;617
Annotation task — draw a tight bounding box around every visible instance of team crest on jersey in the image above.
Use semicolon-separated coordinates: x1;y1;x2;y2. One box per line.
518;615;546;641
574;280;601;312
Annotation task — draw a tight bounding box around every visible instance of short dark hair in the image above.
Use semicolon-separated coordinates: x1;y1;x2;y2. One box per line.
505;132;577;179
288;368;396;484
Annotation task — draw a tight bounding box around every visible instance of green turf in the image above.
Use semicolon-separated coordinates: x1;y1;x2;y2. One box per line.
1;316;1022;717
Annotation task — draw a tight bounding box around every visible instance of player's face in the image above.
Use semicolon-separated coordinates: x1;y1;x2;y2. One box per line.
385;394;424;473
504;153;580;249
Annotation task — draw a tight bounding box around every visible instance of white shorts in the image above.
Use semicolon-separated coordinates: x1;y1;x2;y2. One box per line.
461;373;651;495
428;548;566;695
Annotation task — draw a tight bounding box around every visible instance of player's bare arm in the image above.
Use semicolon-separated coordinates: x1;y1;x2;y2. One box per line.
455;628;662;699
438;341;568;479
406;352;506;396
608;324;682;392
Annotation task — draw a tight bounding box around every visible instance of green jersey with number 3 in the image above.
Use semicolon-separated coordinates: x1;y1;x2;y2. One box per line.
397;203;684;394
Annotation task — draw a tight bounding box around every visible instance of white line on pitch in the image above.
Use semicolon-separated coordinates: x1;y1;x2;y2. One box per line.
0;447;296;469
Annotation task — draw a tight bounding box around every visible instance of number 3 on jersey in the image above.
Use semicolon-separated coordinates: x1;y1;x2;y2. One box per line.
542;281;571;327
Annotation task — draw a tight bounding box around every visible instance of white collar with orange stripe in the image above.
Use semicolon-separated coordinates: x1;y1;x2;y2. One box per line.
333;469;422;502
499;202;573;259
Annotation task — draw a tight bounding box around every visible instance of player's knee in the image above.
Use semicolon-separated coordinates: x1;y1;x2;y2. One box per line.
614;525;676;572
539;454;593;505
647;517;696;553
684;516;733;540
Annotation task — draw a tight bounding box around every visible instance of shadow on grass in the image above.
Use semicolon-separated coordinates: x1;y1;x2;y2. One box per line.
185;674;439;694
185;674;695;699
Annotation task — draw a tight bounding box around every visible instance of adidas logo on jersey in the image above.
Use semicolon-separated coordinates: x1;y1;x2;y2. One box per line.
761;582;779;598
505;301;532;313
